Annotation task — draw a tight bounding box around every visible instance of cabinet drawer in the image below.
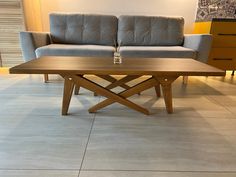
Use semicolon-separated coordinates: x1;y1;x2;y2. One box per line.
208;48;236;70
211;22;236;35
212;35;236;47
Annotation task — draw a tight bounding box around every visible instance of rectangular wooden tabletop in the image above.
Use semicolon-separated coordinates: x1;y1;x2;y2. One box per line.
10;56;225;76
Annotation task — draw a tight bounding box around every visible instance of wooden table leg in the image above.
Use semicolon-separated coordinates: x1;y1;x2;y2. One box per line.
74;74;83;95
106;75;140;90
155;82;161;98
62;77;75;115
74;85;80;95
89;77;157;113
183;76;188;84
96;75;117;82
96;75;133;90
154;76;178;114
71;75;150;115
44;74;49;83
94;75;117;96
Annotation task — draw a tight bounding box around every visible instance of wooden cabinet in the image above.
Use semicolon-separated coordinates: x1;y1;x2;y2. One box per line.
0;0;25;67
208;48;236;70
194;19;236;71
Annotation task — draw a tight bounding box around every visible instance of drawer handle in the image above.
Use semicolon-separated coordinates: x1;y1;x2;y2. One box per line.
218;33;236;36
213;58;233;61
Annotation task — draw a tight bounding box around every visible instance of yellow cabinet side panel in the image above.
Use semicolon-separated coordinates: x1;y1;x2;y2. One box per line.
193;22;211;34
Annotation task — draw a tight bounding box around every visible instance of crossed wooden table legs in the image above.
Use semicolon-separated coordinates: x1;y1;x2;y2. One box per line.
61;75;178;115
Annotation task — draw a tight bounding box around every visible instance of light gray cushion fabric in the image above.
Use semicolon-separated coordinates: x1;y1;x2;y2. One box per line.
118;15;184;46
20;32;51;61
119;46;196;58
183;34;212;63
36;44;115;57
50;13;118;46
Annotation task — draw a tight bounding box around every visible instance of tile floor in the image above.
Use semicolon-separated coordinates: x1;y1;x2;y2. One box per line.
0;73;235;177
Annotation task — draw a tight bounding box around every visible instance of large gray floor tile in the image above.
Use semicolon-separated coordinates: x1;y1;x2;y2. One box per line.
161;95;234;118
0;75;100;116
0;170;79;177
205;119;236;147
0;74;96;169
207;95;236;116
197;75;236;95
82;116;236;171
0;94;100;116
0;136;85;169
0;114;94;169
97;94;235;118
0;114;93;137
80;171;236;177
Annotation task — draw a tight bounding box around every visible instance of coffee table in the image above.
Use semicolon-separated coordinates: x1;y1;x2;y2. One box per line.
10;56;225;115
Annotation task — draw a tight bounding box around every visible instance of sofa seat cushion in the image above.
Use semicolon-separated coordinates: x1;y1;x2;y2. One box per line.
119;46;197;58
36;44;115;57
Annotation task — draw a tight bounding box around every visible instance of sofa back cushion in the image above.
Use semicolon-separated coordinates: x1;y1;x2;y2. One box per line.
50;13;118;46
118;15;184;46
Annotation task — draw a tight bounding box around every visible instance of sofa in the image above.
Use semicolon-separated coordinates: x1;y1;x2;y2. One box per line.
20;13;212;83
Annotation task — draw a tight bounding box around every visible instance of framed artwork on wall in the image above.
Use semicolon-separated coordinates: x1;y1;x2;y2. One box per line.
196;0;236;22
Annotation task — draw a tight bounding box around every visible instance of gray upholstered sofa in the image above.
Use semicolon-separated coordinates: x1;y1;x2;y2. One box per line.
20;13;212;82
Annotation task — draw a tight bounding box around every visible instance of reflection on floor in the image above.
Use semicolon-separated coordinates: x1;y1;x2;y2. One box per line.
0;73;235;177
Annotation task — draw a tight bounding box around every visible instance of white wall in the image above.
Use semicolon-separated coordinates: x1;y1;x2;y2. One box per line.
40;0;198;33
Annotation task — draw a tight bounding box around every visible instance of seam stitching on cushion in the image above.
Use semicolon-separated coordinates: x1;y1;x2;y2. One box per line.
150;17;152;46
81;15;84;44
134;17;136;44
64;15;67;43
99;17;102;45
167;18;170;45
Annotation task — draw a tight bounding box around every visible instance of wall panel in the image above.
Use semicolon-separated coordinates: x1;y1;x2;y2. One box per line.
0;0;25;67
39;0;198;33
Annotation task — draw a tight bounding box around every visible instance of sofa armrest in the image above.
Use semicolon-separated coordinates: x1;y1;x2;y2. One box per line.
183;34;212;63
20;31;51;61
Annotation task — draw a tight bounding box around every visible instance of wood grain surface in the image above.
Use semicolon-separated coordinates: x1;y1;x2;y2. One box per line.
10;56;226;76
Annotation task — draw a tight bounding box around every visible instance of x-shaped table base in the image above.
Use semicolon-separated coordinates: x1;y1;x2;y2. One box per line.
74;75;141;96
61;75;178;115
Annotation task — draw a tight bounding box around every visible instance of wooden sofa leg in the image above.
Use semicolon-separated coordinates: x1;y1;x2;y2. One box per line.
74;85;80;95
183;76;188;84
44;74;49;83
232;70;235;76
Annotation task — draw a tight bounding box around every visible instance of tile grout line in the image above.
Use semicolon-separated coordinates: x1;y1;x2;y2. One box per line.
79;169;236;173
0;169;236;173
77;96;100;177
0;169;79;171
77;114;96;177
